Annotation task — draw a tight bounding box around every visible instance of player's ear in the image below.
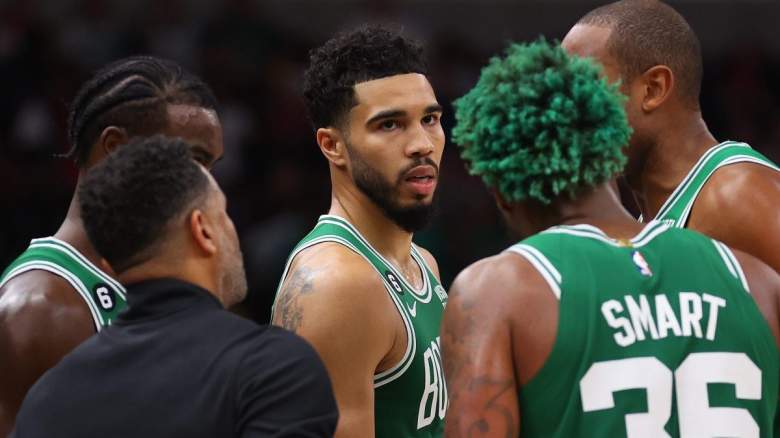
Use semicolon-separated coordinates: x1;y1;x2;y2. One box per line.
317;127;348;167
640;65;674;112
492;188;512;214
98;126;129;156
84;126;128;169
189;209;217;256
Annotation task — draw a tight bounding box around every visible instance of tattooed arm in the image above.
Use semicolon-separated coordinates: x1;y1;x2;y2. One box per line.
442;253;559;438
272;243;398;438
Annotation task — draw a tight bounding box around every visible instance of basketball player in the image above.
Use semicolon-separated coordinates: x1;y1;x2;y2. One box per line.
0;56;223;434
561;0;780;272
443;39;779;437
271;26;448;437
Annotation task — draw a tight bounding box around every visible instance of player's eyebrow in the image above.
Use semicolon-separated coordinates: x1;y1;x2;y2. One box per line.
365;104;443;126
423;104;444;114
366;109;406;126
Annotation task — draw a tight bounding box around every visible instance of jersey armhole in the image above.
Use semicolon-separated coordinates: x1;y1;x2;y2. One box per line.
271;237;416;388
710;239;751;293
0;263;102;331
505;244;562;300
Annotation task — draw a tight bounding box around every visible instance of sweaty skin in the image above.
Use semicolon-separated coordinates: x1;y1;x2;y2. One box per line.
562;24;780;273
0;104;223;435
441;186;780;437
273;73;445;438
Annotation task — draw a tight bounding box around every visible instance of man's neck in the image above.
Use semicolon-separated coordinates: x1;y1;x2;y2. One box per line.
329;184;415;267
629;114;719;219
53;182;103;267
527;184;644;239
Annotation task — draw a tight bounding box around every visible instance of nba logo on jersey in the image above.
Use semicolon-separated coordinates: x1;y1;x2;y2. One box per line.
632;251;653;277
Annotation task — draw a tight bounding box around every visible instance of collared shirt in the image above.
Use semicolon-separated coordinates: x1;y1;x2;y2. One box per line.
13;278;338;437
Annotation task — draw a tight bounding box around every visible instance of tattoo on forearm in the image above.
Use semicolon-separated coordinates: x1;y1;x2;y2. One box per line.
273;266;319;332
465;377;516;438
443;289;518;438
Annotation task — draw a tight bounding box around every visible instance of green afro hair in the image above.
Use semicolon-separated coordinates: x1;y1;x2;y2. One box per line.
452;38;632;205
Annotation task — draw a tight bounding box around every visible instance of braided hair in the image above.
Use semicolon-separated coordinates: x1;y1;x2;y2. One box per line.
65;56;218;167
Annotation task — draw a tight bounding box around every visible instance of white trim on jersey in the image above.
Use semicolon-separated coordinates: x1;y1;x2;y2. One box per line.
2;261;104;330
319;216;433;303
712;240;751;294
271;233;417;388
506;244;562;300
29;238;126;299
675;154;780;228
654;141;743;220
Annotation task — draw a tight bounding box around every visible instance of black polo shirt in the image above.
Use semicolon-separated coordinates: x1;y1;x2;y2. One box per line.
13;278;338;437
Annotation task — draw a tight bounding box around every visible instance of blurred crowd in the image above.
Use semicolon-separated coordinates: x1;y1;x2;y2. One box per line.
2;0;779;322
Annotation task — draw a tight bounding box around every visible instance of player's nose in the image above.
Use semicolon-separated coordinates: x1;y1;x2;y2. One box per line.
405;128;435;158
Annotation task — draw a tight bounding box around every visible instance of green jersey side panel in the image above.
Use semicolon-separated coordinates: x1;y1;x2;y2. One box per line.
653;141;780;228
0;237;127;330
273;215;447;438
515;222;779;437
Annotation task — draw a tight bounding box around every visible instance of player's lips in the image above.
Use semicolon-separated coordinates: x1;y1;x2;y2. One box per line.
403;165;437;196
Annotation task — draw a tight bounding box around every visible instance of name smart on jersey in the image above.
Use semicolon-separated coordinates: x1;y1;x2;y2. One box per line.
601;292;726;347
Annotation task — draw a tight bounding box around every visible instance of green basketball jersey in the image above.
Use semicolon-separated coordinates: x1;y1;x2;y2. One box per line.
273;215;447;437
0;237;127;330
649;141;780;228
514;221;779;437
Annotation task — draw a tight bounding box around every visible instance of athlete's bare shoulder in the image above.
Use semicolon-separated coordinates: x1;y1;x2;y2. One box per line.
690;162;780;272
0;270;94;435
445;251;558;383
273;242;391;333
0;270;95;337
729;247;780;349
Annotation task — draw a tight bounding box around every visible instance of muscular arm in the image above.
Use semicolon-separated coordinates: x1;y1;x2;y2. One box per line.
442;253;559;438
272;243;398;438
690;163;780;273
0;273;94;435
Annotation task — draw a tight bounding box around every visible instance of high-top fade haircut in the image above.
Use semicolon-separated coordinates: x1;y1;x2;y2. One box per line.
577;0;703;107
78;135;210;273
66;55;218;167
302;24;428;129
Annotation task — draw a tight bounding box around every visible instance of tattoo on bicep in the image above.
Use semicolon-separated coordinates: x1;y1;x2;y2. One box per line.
273;266;319;332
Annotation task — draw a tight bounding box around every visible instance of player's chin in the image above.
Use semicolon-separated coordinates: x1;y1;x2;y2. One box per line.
403;193;435;205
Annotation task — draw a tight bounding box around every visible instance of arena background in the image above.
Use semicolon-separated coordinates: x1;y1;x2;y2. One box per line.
2;0;779;323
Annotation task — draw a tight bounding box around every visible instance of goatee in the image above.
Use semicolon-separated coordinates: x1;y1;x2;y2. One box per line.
348;145;438;233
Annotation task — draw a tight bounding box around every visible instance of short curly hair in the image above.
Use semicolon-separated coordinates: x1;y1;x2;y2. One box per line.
302;24;427;129
452;39;631;205
78;135;210;272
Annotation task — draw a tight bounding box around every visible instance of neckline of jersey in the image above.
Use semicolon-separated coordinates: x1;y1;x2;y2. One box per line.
653;140;747;220
29;236;126;295
317;214;430;296
545;220;670;247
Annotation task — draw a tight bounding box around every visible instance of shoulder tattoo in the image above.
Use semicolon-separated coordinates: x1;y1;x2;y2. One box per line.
273;266;321;332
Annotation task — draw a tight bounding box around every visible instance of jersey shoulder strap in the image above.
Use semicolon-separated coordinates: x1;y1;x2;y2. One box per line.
654;141;780;228
1;237;127;330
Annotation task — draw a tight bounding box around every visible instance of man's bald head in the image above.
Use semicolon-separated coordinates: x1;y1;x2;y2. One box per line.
576;0;702;108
